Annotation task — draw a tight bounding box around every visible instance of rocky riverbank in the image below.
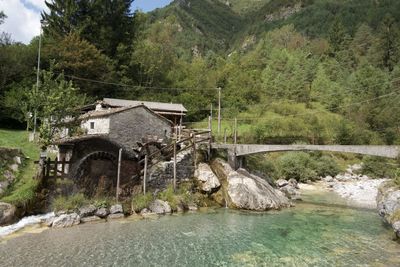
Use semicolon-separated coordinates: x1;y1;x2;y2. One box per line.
316;164;387;209
377;182;400;239
0;158;291;237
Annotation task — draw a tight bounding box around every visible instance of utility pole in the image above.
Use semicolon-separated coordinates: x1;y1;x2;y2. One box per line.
33;26;42;139
116;148;122;203
218;87;221;134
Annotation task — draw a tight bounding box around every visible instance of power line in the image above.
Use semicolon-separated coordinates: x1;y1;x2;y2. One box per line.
62;74;219;92
184;88;400;124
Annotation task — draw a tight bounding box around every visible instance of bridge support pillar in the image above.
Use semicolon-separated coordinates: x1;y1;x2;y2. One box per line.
227;150;243;170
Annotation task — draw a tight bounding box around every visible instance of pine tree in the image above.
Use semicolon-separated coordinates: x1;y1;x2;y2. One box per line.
42;0;134;57
375;15;400;71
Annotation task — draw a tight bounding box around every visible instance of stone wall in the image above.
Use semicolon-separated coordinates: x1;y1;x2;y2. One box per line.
147;149;194;190
0;148;24;195
81;117;110;135
109;107;172;149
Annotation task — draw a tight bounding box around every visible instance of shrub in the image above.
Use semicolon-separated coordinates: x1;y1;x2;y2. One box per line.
52;193;88;211
158;185;179;210
278;152;318;182
361;156;396;178
131;192;153;213
313;155;341;177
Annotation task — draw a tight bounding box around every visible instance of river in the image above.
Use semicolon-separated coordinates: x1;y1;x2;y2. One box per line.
0;190;399;266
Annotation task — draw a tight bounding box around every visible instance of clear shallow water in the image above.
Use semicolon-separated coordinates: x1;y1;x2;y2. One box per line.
1;191;399;267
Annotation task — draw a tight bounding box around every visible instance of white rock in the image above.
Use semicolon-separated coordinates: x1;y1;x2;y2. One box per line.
149;199;171;214
52;213;80;228
276;179;289;188
194;163;221;192
109;204;123;214
213;159;290;211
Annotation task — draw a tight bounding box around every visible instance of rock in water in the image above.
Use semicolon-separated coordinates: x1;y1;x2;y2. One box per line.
194;163;221;192
109;204;123;214
149;200;172;214
0;202;16;226
212;159;290;211
78;205;97;218
276;179;289;188
107;213;124;220
52;213;80;228
81;216;102;223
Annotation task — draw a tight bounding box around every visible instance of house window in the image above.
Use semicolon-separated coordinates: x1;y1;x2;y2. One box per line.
90;122;95;129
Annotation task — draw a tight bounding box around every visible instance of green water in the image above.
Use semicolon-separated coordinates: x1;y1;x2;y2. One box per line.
1;191;399;267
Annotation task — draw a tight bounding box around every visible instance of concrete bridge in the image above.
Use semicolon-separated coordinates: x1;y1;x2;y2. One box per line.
211;143;400;169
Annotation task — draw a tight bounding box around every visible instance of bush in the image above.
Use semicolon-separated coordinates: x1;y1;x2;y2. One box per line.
131;192;153;213
313;155;341;177
361;156;397;178
158;185;179;210
278;152;318;182
52;193;88;212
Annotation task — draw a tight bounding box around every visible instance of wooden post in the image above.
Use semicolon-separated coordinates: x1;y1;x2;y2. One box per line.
179;111;183;141
218;87;221;134
143;154;148;195
224;128;227;144
45;158;50;179
61;158;65;175
173;139;177;192
192;133;197;169
53;157;58;178
116;148;122;203
234;117;237;146
208;115;212;133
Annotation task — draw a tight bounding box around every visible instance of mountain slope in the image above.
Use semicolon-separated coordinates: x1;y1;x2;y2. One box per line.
147;0;400;56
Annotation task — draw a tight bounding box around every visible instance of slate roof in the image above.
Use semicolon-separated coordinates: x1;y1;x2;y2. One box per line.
103;98;187;113
79;104;173;125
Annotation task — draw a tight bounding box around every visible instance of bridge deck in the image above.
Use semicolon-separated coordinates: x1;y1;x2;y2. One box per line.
211;144;400;158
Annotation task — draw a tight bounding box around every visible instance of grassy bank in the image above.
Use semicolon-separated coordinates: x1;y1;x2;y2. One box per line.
0;129;40;206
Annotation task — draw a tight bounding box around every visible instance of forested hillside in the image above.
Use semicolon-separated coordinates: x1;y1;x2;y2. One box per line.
0;0;400;145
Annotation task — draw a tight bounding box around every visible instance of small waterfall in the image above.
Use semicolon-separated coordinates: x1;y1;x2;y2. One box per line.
0;212;55;238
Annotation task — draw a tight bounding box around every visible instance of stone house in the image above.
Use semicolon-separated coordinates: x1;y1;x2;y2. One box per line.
55;104;175;197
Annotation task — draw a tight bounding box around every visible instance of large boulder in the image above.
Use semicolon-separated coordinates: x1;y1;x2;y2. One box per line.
393;221;400;239
194;163;221;192
149;199;172;214
377;182;400;238
377;185;400;223
0;202;16;226
211;159;290;211
52;213;80;228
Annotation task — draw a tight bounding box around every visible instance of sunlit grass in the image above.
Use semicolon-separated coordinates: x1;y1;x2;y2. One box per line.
0;129;40;206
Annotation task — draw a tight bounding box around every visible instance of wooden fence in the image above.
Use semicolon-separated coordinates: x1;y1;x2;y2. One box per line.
34;157;70;180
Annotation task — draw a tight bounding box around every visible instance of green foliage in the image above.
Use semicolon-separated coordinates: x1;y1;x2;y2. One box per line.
278;152;318;182
0;130;40;206
361;156;398;178
245;152;342;182
158;185;179;210
52;193;88;212
33;65;85;147
0;11;5;25
131;192;153;213
42;0;135;57
313;155;341;177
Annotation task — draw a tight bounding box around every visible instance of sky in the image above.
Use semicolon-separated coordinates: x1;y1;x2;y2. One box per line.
0;0;173;44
